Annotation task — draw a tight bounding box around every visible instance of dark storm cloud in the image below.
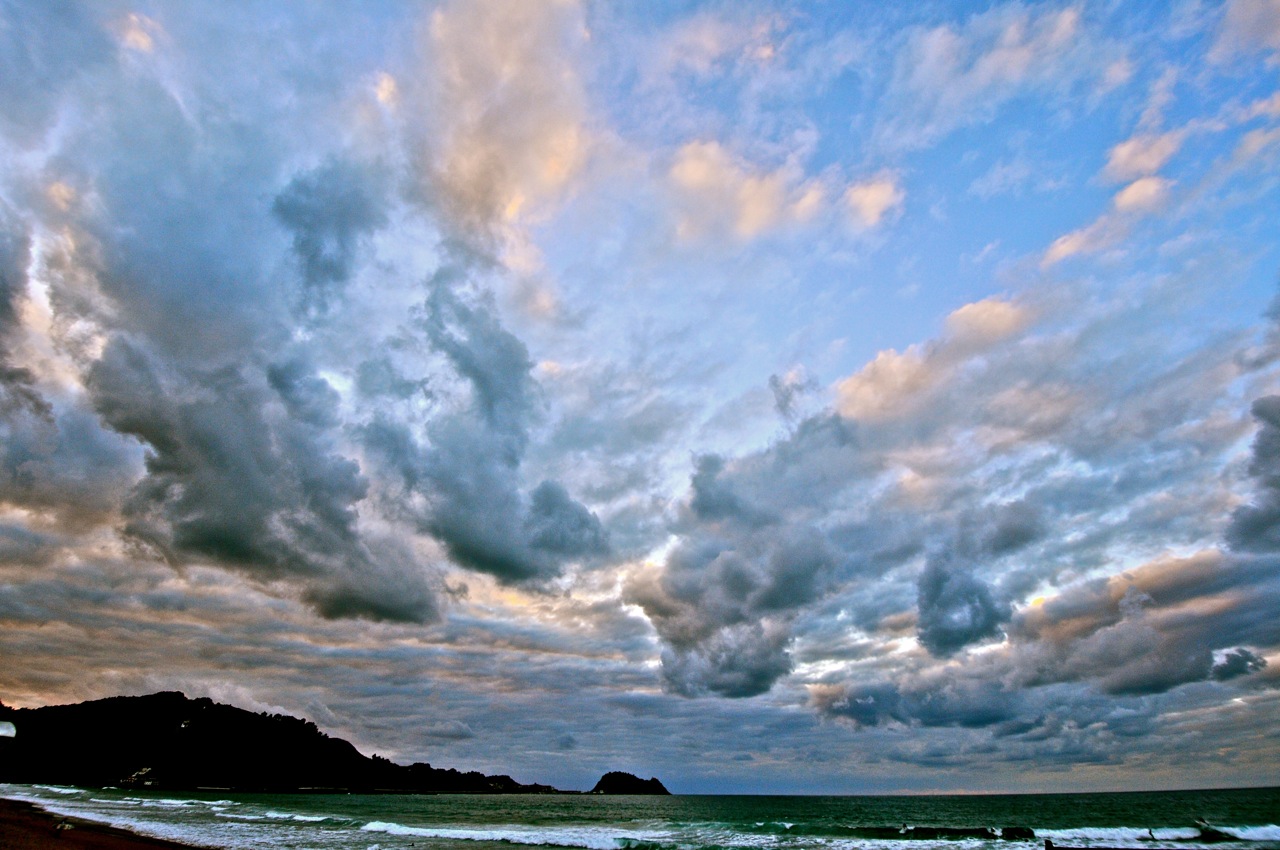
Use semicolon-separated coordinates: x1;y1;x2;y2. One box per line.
525;481;608;556
1211;647;1267;680
0;1;472;623
422;720;476;741
1006;551;1279;696
688;453;773;526
1;205;139;527
632;403;1043;695
1226;395;1280;553
810;676;1020;729
88;340;356;573
629;405;948;696
0;523;58;566
0;206;29;332
630;515;840;696
0;206;48;418
660;621;793;698
0;402;140;529
87;337;438;623
361;272;606;585
357;357;428;401
422;272;538;444
915;527;1015;657
273;158;388;314
916;553;1011;657
267;359;341;428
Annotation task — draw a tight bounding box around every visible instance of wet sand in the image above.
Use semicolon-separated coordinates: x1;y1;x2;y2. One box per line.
0;798;209;850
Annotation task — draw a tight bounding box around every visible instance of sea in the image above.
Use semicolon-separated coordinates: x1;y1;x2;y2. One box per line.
2;783;1278;850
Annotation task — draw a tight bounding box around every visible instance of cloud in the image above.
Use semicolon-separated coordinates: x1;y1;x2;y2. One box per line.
525;480;609;556
0;206;50;420
833;347;933;421
86;337;442;623
813;541;1279;733
1245;92;1280;120
1041;220;1111;267
844;177;905;229
1008;549;1280;695
1235;126;1280;163
1103;132;1184;182
916;550;1011;657
115;12;162;54
628;517;840;697
668;141;824;241
1211;0;1280;61
944;297;1030;343
877;6;1112;150
768;368;816;421
1226;396;1280;553
810;675;1021;730
969;157;1034;199
636;261;1271;713
421;0;591;234
652;12;777;78
835;297;1029;420
0;3;114;147
1212;647;1268;680
2;0;1280;794
272;158;389;315
1112;176;1174;213
422;719;476;740
1041;175;1175;267
0;1;609;624
660;620;794;698
0;524;60;567
360;272;606;586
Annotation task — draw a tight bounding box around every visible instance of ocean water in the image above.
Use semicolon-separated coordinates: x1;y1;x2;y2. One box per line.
2;783;1278;850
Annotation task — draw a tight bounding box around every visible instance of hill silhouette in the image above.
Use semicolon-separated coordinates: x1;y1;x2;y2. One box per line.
590;771;670;794
0;692;661;794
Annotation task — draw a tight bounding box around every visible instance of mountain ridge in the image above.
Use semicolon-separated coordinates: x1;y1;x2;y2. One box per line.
0;692;669;795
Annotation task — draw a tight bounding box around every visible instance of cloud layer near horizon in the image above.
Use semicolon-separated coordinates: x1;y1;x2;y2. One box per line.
1;0;1279;794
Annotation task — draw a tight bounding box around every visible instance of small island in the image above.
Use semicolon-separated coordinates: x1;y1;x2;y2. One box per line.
590;771;670;795
0;692;666;796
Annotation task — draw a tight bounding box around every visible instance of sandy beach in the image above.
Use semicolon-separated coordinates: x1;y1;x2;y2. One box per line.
0;798;207;850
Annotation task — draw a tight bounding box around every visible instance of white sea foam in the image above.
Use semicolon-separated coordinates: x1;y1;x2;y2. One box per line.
264;809;330;822
1037;827;1247;846
1232;826;1280;841
360;820;671;850
31;784;84;795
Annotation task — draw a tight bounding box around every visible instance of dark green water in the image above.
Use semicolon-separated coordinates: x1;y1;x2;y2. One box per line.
4;783;1278;850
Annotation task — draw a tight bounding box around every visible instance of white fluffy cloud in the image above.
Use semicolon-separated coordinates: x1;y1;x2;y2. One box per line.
844;177;905;229
836;297;1028;420
1103;132;1184;182
422;0;591;232
1112;176;1174;213
668;141;824;241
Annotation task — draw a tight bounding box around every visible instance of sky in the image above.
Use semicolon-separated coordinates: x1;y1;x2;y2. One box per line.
1;0;1280;796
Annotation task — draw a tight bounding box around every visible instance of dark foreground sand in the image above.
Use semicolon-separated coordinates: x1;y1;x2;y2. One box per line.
0;798;208;850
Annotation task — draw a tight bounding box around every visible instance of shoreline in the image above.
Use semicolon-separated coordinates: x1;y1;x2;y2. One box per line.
0;797;210;850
